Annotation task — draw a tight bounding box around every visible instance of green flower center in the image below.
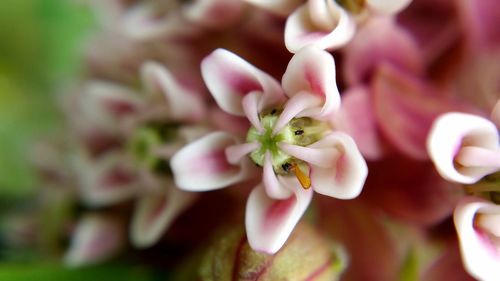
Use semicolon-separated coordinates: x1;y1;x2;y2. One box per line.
246;110;331;175
128;123;179;174
466;171;500;203
335;0;365;14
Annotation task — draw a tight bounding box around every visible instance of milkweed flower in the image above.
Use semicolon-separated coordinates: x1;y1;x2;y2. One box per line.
427;100;500;184
171;46;367;254
284;0;413;52
454;196;500;281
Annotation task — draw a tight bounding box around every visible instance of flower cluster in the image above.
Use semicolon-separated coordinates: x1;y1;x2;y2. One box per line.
25;0;500;280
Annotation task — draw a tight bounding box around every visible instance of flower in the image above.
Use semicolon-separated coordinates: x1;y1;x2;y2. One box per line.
171;46;367;253
69;61;205;249
284;0;413;52
454;196;500;281
427;101;500;184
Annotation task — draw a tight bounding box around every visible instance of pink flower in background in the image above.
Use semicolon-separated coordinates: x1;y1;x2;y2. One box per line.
427;102;500;184
454;197;500;281
284;0;412;52
171;46;367;253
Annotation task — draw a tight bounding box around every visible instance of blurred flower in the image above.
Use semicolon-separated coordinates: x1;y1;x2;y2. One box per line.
199;222;347;281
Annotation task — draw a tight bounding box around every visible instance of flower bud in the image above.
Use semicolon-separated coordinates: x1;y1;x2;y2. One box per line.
199;222;346;281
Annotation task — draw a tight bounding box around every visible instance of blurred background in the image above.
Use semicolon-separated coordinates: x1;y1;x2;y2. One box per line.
0;1;155;280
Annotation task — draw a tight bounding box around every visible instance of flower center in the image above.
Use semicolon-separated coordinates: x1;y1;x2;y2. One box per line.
335;0;365;14
128;123;179;174
246;110;331;188
466;172;500;203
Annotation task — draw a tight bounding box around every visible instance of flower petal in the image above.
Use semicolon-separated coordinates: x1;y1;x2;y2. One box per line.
226;142;260;165
343;17;423;86
182;0;244;29
245;182;313;254
201;49;285;116
454;197;500;281
73;152;139;207
278;143;340;168
491;100;500;128
130;185;197;248
282;45;341;119
284;0;356;52
141;61;205;122
64;215;125;267
272;91;322;134
335;86;386;160
427;112;499;184
309;132;368;199
171;132;257;191
263;152;294;199
242;91;265;132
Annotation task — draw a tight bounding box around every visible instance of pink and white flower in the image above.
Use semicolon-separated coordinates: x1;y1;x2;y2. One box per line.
284;0;413;52
427;102;500;184
454;196;500;281
171;46;367;254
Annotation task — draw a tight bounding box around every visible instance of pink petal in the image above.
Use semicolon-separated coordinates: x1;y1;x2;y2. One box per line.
64;215;125;267
141;61;206;122
245;182;313;254
309;132;368;199
372;64;470;160
366;0;413;14
343;17;423;86
454;197;500;281
491;100;500;128
335;86;386;160
427;112;499;184
120;1;176;41
201;49;285;116
74;153;139;207
182;0;244;29
263;152;294;200
284;0;356;52
457;0;500;52
244;0;303;16
171;132;257;191
80;81;144;131
225;142;260;165
130;185;197;248
242;91;264;132
282;45;341;119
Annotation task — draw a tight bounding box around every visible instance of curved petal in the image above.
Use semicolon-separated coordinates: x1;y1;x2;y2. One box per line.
343;17;423;86
366;0;412;14
454;197;500;281
309;132;368;199
245;183;313;254
427;113;499;184
64;215;125;267
73;152;139;207
130;185;197;248
141;61;205;122
171;132;257;191
182;0;244;29
278;143;340;168
242;91;264;132
272;91;322;134
263;152;294;199
226;142;260;165
282;45;341;119
201;49;285;116
284;0;356;53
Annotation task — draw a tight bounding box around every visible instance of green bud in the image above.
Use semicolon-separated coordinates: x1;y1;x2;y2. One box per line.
199;222;347;281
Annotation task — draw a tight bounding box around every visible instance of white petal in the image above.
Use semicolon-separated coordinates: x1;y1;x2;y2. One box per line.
201;49;285;116
171;132;257;191
427;112;499;184
245;182;313;254
309;132;368;199
282;45;341;120
366;0;412;14
130;185;197;248
64;215;125;267
454;197;500;281
263;152;294;199
141;61;206;122
284;0;356;52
